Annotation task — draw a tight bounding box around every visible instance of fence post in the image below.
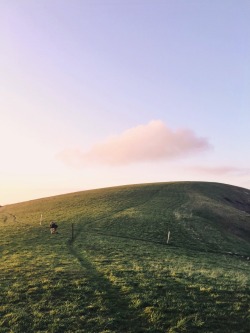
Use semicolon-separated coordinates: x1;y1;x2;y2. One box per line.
167;231;170;244
72;223;74;241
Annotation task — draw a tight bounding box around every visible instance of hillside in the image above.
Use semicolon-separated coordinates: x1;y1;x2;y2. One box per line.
1;181;250;254
0;182;250;332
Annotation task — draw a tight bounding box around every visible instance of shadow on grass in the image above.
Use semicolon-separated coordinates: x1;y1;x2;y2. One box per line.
67;239;151;333
67;231;250;333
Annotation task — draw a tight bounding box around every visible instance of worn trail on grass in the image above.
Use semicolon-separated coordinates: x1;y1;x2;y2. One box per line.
75;186;163;237
69;185;250;261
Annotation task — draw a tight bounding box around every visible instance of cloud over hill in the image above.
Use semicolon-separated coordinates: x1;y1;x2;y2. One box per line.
192;166;250;176
58;120;211;167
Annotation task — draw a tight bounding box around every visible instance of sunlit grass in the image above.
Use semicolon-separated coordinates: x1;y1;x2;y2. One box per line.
0;182;250;332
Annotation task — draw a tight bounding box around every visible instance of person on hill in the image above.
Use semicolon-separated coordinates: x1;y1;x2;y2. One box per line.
50;221;58;234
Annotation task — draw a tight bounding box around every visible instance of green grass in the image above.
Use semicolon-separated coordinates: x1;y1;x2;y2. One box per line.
0;182;250;332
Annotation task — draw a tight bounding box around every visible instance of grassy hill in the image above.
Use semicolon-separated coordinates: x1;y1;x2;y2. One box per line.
0;181;250;332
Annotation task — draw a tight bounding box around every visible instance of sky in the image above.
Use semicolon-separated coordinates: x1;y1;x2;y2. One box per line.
0;0;250;205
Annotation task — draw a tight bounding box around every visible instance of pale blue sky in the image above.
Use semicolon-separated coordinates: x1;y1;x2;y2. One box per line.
0;0;249;204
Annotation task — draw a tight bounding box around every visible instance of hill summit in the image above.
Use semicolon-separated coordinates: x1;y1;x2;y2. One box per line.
1;181;250;255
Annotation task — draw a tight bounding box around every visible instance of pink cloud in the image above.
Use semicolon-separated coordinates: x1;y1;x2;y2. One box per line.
58;120;211;167
192;166;250;176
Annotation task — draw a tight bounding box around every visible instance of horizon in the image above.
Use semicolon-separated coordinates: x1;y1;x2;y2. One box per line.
1;179;249;207
1;0;250;205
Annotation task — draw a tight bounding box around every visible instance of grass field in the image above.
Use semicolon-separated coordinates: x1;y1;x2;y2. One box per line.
0;182;250;332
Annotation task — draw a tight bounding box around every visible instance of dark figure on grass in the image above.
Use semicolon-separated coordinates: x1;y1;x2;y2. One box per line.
50;221;58;234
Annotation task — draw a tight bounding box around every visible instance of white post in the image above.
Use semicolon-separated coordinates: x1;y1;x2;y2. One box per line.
167;231;170;244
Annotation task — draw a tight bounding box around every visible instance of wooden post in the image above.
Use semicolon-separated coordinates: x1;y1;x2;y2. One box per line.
40;214;43;225
167;231;170;244
72;223;74;241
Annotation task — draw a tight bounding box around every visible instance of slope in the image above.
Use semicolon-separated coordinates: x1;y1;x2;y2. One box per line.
0;181;250;333
1;181;250;254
